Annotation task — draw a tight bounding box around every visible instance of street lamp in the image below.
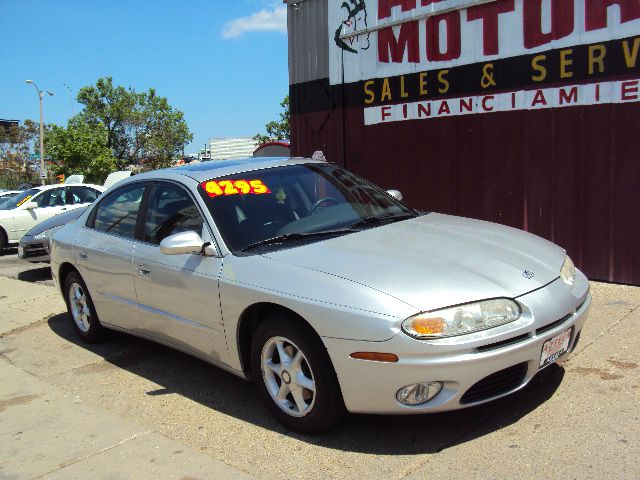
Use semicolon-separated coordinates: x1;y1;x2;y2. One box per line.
25;80;54;185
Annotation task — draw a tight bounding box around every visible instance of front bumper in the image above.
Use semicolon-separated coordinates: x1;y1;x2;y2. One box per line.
18;236;51;263
323;273;590;414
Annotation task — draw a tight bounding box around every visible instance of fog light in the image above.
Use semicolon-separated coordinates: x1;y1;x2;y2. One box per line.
396;382;442;406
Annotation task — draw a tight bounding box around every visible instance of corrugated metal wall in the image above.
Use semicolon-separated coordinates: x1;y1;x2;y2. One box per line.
288;0;640;286
288;0;328;85
288;0;347;167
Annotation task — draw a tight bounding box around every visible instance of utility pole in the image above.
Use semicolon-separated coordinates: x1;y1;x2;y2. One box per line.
25;80;54;185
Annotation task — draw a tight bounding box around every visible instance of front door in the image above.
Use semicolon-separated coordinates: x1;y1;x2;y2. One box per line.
132;182;226;363
13;187;68;241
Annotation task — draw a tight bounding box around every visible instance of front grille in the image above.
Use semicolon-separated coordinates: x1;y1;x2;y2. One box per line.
536;314;572;336
476;333;530;353
24;242;49;257
460;362;528;404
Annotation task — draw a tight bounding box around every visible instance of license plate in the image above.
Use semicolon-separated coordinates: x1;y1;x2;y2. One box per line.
17;245;24;258
540;328;573;369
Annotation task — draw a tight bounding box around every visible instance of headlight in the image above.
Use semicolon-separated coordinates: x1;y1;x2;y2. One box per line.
402;298;521;339
33;225;61;240
560;255;576;288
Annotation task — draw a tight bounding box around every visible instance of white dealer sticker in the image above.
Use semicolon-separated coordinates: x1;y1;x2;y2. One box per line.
539;328;573;369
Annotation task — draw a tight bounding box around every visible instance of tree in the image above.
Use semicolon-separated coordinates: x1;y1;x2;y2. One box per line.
45;118;116;184
128;88;193;171
0;120;41;188
0;120;40;171
254;95;290;145
75;77;193;170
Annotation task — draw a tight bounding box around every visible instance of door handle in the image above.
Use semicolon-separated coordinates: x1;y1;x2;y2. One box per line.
137;265;151;277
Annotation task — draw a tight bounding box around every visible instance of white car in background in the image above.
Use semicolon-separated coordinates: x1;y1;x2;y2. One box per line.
0;183;104;252
0;190;22;206
0;189;22;197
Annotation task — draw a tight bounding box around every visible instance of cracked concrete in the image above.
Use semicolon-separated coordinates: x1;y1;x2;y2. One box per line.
0;255;639;479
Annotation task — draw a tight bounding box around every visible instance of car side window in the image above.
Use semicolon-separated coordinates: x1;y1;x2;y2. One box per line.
144;183;204;245
91;184;146;239
30;191;48;208
69;186;100;205
32;188;66;208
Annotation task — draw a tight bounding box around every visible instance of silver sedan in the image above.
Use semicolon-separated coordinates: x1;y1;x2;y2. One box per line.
50;157;590;434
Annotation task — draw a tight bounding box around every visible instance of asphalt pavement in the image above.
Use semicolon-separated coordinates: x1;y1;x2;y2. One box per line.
0;250;638;479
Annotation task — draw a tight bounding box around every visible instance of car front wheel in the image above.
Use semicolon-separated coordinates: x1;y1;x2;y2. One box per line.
63;271;104;343
251;313;346;434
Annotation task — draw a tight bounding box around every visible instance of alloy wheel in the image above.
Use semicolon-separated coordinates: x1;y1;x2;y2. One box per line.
261;336;316;417
68;282;91;333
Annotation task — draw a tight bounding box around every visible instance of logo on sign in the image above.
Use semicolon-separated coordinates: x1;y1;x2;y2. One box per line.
334;0;370;54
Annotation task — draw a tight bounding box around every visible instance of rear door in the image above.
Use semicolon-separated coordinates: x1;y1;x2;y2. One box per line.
74;182;148;330
131;181;226;361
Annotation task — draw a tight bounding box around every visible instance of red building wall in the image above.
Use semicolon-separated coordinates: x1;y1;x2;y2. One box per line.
289;0;640;285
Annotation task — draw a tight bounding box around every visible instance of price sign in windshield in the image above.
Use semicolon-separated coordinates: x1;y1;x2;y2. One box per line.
201;179;271;198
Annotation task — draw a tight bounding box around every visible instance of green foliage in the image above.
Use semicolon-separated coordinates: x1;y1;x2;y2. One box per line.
0;120;40;188
75;77;193;170
45;120;116;184
13;78;191;185
254;95;290;145
0;120;39;170
0;172;38;190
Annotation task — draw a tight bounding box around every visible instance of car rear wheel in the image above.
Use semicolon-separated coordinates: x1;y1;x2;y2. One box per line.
63;271;105;343
0;230;6;255
251;313;346;434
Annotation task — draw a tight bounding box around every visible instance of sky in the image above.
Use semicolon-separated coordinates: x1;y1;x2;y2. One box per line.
0;0;289;154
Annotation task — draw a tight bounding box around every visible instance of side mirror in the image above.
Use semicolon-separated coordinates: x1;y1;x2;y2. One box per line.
160;231;208;256
386;189;403;201
23;202;38;210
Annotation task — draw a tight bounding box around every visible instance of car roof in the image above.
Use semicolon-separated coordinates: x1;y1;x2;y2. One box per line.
30;183;105;192
131;157;326;184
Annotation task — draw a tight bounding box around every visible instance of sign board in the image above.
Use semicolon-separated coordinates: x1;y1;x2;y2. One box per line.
329;0;640;124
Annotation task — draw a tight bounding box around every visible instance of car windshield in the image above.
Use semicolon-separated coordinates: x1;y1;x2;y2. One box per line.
0;189;39;210
198;163;416;252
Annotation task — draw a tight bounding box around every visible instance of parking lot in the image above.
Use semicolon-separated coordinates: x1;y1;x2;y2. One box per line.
1;249;639;480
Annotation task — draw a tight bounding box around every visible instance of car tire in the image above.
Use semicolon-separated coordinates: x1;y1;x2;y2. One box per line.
63;271;105;343
250;313;346;434
0;230;6;256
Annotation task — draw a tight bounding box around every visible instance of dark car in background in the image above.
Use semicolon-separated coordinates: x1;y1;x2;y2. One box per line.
18;207;88;262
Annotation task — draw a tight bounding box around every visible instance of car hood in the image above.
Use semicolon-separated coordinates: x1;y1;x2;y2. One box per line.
262;213;565;313
24;207;87;236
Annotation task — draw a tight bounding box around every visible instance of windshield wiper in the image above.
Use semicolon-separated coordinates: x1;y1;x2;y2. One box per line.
240;213;418;252
347;212;417;230
240;229;350;252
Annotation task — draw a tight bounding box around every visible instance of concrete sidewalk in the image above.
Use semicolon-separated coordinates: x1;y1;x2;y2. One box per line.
1;271;639;480
0;276;64;335
0;278;255;480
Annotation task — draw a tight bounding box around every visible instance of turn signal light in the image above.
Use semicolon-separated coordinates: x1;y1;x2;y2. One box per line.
349;352;399;363
410;317;447;335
